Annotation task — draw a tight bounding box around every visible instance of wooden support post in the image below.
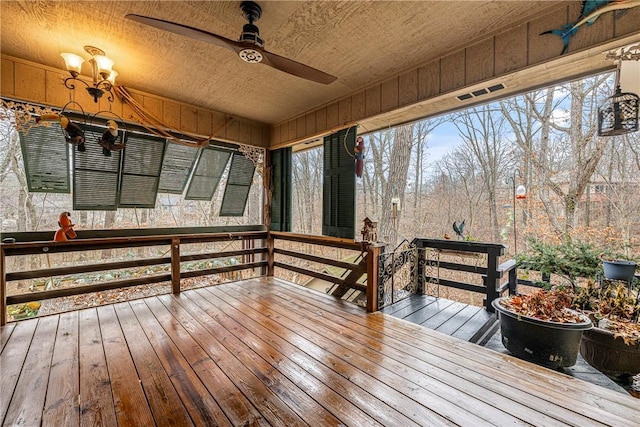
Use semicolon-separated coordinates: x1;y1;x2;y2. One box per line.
267;232;274;276
485;247;500;312
366;244;382;312
1;246;6;326
171;237;180;294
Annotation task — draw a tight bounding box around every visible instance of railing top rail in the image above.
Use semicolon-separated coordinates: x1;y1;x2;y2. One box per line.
1;224;267;243
270;231;363;251
414;238;505;255
1;230;268;256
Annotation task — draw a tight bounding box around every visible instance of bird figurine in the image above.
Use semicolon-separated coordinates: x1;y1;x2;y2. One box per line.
54;211;77;241
98;120;125;157
36;113;86;151
452;220;466;240
541;1;640;54
354;136;366;178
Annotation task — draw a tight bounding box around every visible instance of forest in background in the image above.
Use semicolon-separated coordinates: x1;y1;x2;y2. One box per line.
2;69;640;263
292;70;640;259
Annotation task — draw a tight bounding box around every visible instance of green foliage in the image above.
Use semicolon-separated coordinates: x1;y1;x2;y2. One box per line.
518;238;604;288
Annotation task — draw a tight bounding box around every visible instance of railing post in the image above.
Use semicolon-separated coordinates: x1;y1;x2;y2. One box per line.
508;264;517;295
366;244;382;312
267;232;274;276
485;247;500;312
171;237;181;294
1;245;6;326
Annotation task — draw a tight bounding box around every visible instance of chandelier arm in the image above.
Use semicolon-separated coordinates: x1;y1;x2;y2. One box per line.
64;77;90;91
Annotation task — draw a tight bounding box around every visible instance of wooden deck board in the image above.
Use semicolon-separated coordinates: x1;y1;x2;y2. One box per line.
402;297;457;325
98;305;157;426
1;277;639;427
1;319;37;422
78;308;117;426
43;311;79;427
435;304;483;336
265;279;640;425
4;316;57;426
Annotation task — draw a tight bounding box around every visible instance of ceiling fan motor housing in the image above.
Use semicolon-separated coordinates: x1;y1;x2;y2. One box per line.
238;23;264;48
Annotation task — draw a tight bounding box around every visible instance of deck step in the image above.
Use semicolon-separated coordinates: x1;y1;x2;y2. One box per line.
469;316;500;345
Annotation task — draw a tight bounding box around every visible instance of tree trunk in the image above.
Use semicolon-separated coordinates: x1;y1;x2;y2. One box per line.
379;123;414;246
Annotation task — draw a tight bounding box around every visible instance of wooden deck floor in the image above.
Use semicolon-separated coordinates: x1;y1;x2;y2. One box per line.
380;294;498;343
2;278;639;426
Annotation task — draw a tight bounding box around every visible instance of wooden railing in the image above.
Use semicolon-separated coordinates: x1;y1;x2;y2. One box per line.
1;226;268;325
413;238;513;312
2;226;522;324
269;232;382;310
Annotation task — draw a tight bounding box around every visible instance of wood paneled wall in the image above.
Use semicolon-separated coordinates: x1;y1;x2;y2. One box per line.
1;55;270;148
271;3;640;148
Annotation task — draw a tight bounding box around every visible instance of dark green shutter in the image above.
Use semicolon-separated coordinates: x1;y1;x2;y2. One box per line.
118;133;166;208
322;127;356;238
19;125;70;193
73;124;123;211
219;151;256;216
158;141;199;194
185;147;231;200
270;147;292;231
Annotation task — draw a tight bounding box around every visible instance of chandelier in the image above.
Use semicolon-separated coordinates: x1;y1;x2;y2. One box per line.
60;46;118;103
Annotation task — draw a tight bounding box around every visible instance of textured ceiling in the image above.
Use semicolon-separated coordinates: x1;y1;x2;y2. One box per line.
0;1;582;126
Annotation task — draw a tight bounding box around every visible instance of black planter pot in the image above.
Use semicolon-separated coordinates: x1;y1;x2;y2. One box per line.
602;260;636;281
580;327;640;377
492;298;592;369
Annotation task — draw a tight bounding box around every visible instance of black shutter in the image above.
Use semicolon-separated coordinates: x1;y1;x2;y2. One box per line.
219;151;256;216
322;127;356;238
270;147;292;231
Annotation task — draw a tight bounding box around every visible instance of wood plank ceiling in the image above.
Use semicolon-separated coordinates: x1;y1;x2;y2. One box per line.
1;1;639;140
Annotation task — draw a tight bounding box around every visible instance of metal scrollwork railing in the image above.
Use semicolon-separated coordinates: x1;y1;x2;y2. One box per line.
377;240;418;309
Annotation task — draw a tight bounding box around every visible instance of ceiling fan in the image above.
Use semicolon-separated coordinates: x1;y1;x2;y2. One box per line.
126;1;337;85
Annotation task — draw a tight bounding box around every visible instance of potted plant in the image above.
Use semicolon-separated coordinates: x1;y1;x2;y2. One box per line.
573;280;640;378
492;289;592;369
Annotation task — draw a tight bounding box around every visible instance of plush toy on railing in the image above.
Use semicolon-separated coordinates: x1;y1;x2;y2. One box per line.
54;211;77;241
36;113;86;152
98;120;125;157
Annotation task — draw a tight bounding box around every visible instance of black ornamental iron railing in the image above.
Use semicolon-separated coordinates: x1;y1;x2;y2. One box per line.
377;238;516;311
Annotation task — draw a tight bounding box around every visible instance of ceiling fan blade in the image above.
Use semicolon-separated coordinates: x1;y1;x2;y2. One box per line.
125;14;241;53
261;50;337;85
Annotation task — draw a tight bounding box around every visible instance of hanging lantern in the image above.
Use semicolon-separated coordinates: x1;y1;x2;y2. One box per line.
598;85;639;137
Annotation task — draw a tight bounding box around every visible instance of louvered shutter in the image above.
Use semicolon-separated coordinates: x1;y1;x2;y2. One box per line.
19;125;70;193
185;147;231;200
322;127;356;238
158;141;199;194
118;133;166;208
270;147;292;231
73;124;123;211
219;151;256;216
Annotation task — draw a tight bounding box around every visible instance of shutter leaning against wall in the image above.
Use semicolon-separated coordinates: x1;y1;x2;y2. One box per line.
322;127;356;238
270;147;292;231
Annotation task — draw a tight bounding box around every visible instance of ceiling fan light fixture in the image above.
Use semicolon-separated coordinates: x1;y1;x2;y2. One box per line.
239;48;263;63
